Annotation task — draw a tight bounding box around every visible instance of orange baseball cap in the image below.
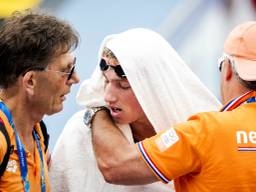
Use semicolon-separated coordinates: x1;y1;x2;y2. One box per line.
224;21;256;81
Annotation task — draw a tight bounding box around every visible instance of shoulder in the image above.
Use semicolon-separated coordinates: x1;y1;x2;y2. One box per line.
171;110;245;152
182;107;250;133
176;111;221;134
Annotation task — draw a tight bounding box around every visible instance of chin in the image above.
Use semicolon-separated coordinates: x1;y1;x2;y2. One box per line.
113;118;130;125
46;106;63;115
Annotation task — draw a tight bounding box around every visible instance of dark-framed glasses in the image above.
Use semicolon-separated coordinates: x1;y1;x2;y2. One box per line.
22;61;76;81
99;59;126;78
45;64;76;81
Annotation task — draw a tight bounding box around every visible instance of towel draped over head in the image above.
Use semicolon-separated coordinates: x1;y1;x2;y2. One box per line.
77;28;220;134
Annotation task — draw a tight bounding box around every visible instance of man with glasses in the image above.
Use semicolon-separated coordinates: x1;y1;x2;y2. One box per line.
0;9;79;191
91;22;256;191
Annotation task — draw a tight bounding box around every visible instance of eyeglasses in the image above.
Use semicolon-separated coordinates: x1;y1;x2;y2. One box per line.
45;64;76;81
99;59;126;78
217;53;235;72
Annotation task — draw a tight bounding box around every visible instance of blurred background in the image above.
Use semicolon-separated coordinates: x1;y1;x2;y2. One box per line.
1;0;256;150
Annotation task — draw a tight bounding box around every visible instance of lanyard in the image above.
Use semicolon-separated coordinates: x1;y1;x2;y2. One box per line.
0;102;46;192
32;130;46;192
221;91;256;112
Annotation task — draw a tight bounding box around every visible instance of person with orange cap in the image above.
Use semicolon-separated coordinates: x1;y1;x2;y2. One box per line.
90;21;256;191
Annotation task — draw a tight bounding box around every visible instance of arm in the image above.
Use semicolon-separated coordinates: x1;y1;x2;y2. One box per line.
91;110;158;185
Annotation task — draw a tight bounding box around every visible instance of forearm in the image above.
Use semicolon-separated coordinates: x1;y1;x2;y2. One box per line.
91;110;157;185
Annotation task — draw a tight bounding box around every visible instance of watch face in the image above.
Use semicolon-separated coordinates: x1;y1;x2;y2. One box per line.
83;107;106;126
83;109;93;125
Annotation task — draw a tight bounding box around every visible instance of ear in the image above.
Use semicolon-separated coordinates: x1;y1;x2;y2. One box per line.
224;60;233;81
22;71;37;95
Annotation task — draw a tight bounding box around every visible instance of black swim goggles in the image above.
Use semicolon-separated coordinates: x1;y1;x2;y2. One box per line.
99;59;126;78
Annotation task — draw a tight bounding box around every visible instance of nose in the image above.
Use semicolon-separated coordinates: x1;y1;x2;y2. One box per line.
104;83;117;104
67;71;80;85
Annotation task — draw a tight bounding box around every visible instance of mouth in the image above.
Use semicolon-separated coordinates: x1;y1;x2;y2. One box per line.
60;95;66;102
110;107;122;112
60;91;70;102
109;106;122;117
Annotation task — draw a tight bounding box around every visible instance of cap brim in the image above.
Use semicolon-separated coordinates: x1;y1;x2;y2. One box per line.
233;57;256;81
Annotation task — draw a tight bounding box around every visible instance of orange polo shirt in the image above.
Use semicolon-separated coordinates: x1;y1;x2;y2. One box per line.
138;102;256;191
0;110;50;192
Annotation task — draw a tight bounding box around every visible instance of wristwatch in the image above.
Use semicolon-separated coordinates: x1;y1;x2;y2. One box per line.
83;107;107;127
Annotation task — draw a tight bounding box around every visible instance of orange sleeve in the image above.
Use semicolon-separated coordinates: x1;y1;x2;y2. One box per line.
138;114;207;183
